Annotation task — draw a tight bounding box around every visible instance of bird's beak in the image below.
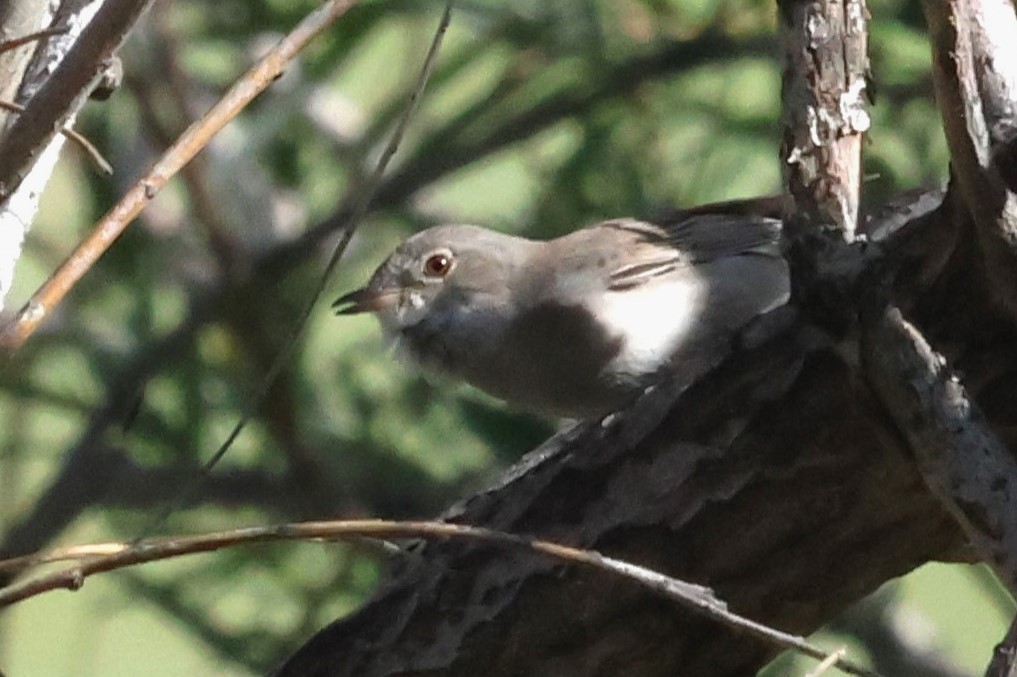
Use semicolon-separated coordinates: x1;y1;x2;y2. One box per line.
332;287;401;315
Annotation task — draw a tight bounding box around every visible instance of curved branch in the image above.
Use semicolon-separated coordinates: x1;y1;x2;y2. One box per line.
923;0;1017;321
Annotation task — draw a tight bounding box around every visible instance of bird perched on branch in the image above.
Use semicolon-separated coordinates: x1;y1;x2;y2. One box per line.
334;215;790;419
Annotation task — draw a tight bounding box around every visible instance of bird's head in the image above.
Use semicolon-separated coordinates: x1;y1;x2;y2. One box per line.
334;225;528;334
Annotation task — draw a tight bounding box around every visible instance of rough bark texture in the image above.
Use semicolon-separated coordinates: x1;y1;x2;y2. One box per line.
910;0;1017;601
863;305;1017;592
924;0;1017;322
275;191;993;677
779;0;869;238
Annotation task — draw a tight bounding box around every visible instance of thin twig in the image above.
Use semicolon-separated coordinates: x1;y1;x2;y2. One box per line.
0;518;880;677
0;26;71;55
135;0;455;538
0;0;360;357
0;543;128;574
0;0;152;202
0;29;771;573
0;100;112;174
804;647;848;677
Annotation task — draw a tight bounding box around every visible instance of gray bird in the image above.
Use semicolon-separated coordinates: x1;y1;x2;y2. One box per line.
334;215;790;419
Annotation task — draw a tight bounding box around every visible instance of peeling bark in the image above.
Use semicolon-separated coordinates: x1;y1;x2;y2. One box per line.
778;0;869;238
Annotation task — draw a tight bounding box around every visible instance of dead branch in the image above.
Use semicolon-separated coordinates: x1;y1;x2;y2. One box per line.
0;0;359;357
0;519;879;677
778;0;869;238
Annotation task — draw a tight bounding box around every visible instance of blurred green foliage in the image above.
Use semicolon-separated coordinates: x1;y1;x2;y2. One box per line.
0;0;1003;675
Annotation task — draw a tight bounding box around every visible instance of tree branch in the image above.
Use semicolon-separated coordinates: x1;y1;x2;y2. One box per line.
923;0;1017;321
778;0;870;238
275;198;969;674
0;0;151;201
0;519;882;676
862;305;1017;594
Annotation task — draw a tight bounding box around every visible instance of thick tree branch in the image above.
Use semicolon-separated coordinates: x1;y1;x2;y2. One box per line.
778;0;870;238
274;191;971;677
276;321;963;676
862;305;1017;593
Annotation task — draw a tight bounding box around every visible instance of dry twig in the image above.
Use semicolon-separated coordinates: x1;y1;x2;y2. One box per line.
0;518;879;677
0;99;112;174
0;25;70;56
0;0;360;356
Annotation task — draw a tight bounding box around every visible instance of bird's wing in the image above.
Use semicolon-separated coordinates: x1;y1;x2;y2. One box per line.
662;214;783;262
602;215;783;291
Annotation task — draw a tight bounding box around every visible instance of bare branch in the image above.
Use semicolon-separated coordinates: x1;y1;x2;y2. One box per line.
276;293;962;676
804;648;847;677
862;305;1017;595
0;519;879;677
0;98;112;173
778;0;870;238
923;0;1017;321
0;0;360;357
0;25;68;56
0;0;152;200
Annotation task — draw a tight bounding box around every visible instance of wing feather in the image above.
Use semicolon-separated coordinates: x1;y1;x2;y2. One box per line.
602;215;782;291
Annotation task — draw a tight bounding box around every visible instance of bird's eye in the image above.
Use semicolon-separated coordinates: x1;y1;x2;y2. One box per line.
423;251;453;278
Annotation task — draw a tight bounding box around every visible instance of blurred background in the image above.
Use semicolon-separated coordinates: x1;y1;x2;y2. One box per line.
0;0;1009;675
